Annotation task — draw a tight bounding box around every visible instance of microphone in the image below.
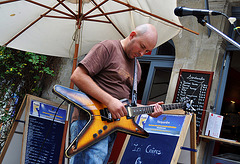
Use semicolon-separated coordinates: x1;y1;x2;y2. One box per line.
174;7;222;17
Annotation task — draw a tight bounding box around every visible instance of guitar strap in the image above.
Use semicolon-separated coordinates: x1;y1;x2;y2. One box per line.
131;58;138;107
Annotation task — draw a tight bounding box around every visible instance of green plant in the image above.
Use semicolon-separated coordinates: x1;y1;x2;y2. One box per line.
0;46;55;106
0;46;55;151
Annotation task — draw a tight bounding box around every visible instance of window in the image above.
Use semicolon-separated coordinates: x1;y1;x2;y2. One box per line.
137;40;175;105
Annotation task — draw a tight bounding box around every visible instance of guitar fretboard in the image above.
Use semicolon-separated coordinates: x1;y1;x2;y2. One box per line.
128;103;183;117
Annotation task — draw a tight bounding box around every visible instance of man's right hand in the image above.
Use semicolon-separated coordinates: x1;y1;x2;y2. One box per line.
71;66;128;120
106;97;128;119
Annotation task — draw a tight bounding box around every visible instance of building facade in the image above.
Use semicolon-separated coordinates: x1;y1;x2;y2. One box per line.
41;0;240;163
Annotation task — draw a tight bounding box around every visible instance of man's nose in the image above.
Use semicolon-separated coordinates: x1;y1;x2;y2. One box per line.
139;50;145;56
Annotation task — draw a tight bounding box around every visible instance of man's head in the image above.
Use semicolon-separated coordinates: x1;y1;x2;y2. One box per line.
121;24;158;59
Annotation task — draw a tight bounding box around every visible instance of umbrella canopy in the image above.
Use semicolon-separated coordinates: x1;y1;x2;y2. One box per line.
0;0;197;58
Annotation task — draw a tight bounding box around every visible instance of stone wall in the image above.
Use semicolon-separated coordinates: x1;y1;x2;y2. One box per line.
169;1;240;163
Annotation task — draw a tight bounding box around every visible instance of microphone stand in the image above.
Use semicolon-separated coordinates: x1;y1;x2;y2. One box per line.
196;16;240;50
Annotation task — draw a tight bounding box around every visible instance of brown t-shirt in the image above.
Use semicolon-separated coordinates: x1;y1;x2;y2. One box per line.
71;40;141;122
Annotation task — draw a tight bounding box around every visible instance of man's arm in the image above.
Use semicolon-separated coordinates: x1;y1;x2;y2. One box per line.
70;65;128;119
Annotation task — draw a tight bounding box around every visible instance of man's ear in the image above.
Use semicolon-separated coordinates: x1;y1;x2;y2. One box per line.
129;31;137;40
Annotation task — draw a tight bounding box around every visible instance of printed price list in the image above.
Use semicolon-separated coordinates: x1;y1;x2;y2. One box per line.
25;116;64;164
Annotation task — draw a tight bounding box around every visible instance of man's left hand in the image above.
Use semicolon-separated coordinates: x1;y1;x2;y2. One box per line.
148;101;164;118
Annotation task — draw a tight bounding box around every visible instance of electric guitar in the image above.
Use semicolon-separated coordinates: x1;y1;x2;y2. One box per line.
52;84;191;158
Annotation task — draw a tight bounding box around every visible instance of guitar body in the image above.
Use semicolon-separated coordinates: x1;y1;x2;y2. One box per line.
52;85;148;158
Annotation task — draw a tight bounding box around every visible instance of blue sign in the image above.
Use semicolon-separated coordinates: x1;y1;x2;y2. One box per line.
120;114;186;164
120;134;179;164
143;114;186;136
30;100;66;124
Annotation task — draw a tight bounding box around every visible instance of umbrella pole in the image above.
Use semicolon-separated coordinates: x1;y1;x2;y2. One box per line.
59;0;83;162
58;43;79;164
58;14;81;164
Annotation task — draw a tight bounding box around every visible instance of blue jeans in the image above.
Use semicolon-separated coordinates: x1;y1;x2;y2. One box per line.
69;120;116;164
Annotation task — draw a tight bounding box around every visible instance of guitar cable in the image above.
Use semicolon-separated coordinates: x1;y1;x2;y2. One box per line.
33;100;65;164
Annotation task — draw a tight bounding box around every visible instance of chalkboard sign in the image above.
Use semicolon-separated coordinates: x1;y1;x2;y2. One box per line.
0;95;67;164
173;69;213;138
21;95;67;164
117;114;192;164
25;116;64;163
120;133;179;163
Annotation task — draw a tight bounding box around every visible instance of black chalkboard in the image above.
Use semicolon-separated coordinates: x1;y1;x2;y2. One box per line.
25;116;64;163
120;134;179;163
21;95;67;164
173;69;213;139
117;114;192;164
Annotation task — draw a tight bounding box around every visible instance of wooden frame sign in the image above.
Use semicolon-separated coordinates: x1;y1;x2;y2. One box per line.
0;94;67;164
117;114;192;164
173;69;213;139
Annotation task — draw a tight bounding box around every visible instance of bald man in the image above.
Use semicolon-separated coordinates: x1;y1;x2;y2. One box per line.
70;24;163;164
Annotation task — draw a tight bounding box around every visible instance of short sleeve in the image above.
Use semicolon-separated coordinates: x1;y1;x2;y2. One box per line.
80;42;110;76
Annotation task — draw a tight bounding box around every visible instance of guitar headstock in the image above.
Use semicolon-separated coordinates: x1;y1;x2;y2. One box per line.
181;97;197;113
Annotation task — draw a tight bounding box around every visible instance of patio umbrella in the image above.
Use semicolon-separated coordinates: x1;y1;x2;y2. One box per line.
0;0;199;88
0;0;197;59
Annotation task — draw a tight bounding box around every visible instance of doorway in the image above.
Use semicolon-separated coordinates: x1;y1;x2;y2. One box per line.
213;51;240;156
210;6;240;162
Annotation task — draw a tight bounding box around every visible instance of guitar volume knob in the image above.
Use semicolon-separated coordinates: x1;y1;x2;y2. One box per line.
98;129;103;134
103;125;108;130
93;133;98;138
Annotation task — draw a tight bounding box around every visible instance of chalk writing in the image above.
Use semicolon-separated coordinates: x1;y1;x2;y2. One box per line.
132;144;142;152
131;143;162;156
145;145;161;155
135;157;142;164
173;69;213;137
120;133;179;163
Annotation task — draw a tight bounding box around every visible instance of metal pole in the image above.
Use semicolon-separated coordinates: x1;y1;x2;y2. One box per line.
205;22;240;50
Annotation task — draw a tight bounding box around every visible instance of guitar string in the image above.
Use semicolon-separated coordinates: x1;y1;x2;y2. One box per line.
92;103;182;120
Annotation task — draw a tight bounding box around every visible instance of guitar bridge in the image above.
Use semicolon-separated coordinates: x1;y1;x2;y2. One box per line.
100;108;113;122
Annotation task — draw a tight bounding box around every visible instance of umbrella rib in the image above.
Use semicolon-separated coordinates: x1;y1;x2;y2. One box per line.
84;9;134;19
90;0;125;38
112;0;199;35
84;18;110;24
82;0;108;17
0;0;20;5
4;2;69;46
57;0;77;18
25;0;75;18
43;15;75;20
4;16;42;46
0;0;76;19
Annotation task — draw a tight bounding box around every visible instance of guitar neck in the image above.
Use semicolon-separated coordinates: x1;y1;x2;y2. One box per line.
128;103;183;117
